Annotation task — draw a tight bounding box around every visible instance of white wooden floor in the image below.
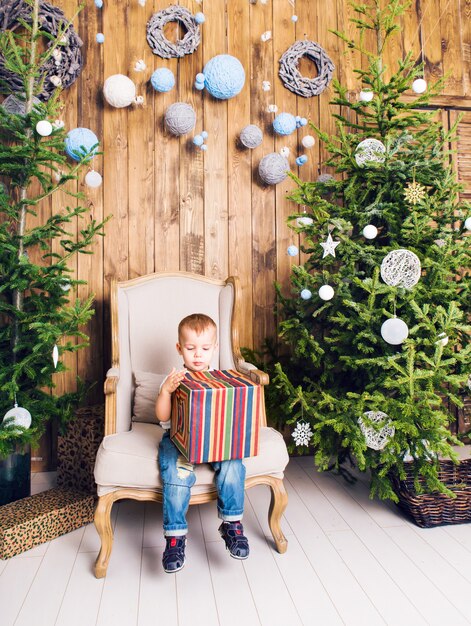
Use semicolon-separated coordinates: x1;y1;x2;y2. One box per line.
1;457;471;626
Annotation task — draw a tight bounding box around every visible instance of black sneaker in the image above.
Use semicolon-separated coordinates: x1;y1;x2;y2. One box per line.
162;536;187;573
218;521;250;560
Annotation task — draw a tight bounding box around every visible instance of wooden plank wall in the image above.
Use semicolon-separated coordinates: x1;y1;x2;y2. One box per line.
21;0;470;468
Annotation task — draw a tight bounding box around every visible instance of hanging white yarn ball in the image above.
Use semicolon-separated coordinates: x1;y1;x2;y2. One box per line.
85;170;103;188
258;153;290;185
296;215;313;227
164;102;197;136
362;224;378;239
301;135;315;149
412;78;427;94
239;124;263;149
36;120;53;136
381;317;409;345
103;74;137;108
3;404;32;430
318;284;335;301
359;89;374;102
355;138;386;167
358;411;395;450
300;289;312;300
380;249;421;289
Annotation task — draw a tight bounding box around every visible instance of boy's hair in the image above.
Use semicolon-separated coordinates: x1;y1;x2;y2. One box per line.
178;313;217;339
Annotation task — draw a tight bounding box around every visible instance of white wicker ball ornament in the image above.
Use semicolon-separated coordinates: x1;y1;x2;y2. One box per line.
301;135;315;149
296;215;313;227
359;89;374;102
380;249;421;289
258;153;289;185
362;224;378;239
318;284;335;301
412;78;427;94
85;170;103;188
103;74;137;108
381;317;409;345
2;404;32;430
164;102;196;135
36;120;53;136
355;138;386;167
240;124;263;149
358;411;395;450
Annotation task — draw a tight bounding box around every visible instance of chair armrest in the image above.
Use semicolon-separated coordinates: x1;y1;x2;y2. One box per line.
235;360;269;386
104;367;119;435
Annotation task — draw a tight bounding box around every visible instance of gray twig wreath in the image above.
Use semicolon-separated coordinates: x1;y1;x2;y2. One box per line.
279;40;334;98
0;0;83;101
146;6;201;59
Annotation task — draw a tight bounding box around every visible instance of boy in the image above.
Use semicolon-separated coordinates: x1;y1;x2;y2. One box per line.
155;313;249;573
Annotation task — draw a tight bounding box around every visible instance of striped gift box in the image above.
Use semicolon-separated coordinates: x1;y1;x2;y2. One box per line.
170;370;262;463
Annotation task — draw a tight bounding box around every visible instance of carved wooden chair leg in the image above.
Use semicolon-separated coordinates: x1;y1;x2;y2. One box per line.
268;477;288;554
94;493;115;578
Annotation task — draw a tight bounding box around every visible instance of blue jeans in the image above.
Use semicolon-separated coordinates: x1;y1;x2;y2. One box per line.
158;432;246;537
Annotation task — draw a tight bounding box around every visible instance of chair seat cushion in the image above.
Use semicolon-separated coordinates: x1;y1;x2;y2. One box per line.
94;422;289;495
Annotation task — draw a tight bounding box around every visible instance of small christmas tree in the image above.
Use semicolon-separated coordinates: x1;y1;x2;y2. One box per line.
274;0;470;500
0;0;107;458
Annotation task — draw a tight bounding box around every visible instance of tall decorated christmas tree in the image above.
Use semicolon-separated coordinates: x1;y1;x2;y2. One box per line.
274;0;470;500
0;0;106;472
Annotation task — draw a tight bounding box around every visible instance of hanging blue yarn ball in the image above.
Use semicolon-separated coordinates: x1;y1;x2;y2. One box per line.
296;155;308;166
291;14;298;22
287;245;299;257
195;73;205;84
200;144;208;151
295;157;303;166
202;55;245;100
300;117;308;127
194;12;205;24
150;68;175;93
193;134;204;146
201;130;208;140
273;112;297;136
195;82;205;91
94;0;103;7
300;289;312;300
65;128;99;162
96;33;105;43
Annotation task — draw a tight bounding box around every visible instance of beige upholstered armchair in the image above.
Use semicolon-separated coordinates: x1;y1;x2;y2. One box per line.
93;272;289;578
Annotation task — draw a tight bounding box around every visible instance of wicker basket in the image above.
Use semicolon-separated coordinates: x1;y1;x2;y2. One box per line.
390;459;471;528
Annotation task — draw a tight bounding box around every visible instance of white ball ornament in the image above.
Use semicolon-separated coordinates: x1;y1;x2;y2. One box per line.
296;215;314;227
435;332;449;347
301;135;315;149
318;284;334;301
381;317;409;345
36;120;53;136
380;249;421;289
287;245;299;257
464;217;471;230
103;74;137;108
300;289;312;300
52;344;59;368
358;411;395;450
359;89;374;102
412;78;427;94
3;404;32;430
85;170;103;188
362;224;378;239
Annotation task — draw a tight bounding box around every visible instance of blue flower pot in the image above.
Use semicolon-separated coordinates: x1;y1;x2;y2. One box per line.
0;445;31;506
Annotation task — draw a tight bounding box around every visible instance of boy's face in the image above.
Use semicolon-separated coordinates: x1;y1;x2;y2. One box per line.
177;326;218;372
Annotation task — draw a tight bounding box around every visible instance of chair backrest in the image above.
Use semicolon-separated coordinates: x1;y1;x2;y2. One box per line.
111;272;240;432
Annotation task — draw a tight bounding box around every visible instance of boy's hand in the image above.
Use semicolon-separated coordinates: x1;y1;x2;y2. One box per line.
161;368;186;395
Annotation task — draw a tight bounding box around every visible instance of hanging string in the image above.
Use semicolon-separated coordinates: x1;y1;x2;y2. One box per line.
410;0;454;68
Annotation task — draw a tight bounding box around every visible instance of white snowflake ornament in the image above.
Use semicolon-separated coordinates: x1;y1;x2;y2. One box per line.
292;421;313;447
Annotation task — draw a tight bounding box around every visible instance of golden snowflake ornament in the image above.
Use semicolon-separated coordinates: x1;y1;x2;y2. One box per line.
404;180;426;205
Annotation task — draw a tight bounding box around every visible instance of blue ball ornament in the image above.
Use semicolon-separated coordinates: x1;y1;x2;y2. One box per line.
291;14;298;22
96;33;105;43
201;55;245;100
150;68;175;93
273;112;297;136
300;117;308;127
195;73;205;84
200;144;208;151
300;289;312;300
65;128;99;162
193;134;204;146
195;82;205;91
287;245;299;257
94;0;103;7
194;12;205;24
295;156;304;166
201;130;208;140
